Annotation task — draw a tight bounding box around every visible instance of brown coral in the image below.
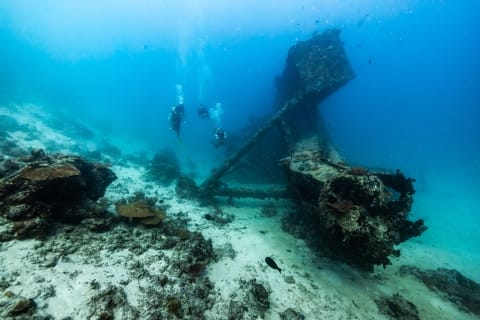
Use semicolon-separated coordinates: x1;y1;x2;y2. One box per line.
18;165;80;181
139;215;165;226
0;151;117;240
115;200;166;225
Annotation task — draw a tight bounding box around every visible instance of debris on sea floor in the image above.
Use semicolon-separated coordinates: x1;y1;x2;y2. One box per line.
399;265;480;316
281;138;427;271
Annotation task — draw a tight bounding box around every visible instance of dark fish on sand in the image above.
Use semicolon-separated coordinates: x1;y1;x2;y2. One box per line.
265;257;282;273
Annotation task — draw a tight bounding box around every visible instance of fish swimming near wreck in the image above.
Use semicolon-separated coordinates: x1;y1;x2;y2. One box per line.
265;257;282;273
357;14;369;27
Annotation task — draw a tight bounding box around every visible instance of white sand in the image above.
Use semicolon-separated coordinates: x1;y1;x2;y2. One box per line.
1;104;77;153
1;104;479;319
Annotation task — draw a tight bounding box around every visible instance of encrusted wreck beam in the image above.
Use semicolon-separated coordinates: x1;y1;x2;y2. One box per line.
275;29;355;105
198;97;299;196
281;139;427;271
215;187;288;200
274;28;355;149
199;29;355;198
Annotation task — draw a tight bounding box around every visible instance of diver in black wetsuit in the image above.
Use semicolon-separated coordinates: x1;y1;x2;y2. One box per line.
169;104;185;137
213;128;227;148
197;104;210;119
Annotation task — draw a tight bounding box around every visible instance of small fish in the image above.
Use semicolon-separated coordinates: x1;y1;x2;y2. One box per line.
357;14;369;27
368;58;372;64
265;257;282;273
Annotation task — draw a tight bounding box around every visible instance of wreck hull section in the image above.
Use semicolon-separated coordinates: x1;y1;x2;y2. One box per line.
281;139;427;271
275;29;355;154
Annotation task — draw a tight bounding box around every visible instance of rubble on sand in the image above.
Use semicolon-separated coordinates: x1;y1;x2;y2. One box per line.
375;293;420;320
227;279;270;320
0;290;50;320
399;265;480;316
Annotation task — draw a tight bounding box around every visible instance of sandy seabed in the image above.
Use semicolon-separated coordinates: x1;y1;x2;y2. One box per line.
1;104;479;319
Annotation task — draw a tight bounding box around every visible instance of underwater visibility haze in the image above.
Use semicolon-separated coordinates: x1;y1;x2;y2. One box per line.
0;1;479;319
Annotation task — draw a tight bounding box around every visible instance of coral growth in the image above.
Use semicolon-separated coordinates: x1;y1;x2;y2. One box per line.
275;28;355;105
86;285;138;319
115;193;167;226
0;291;40;318
281;142;427;271
116;200;166;223
0;150;117;240
399;265;480;316
166;296;184;318
325;199;356;213
375;293;420;320
171;232;215;276
175;175;199;199
145;148;180;185
227;279;270;319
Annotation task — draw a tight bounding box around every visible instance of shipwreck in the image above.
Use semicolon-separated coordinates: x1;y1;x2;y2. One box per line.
178;29;427;271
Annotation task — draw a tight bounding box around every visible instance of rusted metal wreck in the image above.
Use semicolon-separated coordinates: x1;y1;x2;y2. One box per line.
281;137;426;270
187;29;427;271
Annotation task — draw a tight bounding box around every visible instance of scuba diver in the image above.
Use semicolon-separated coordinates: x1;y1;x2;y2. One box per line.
213;128;227;148
197;104;210;119
169;103;185;138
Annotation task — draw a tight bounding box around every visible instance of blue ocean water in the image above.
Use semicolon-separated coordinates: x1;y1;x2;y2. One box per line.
1;0;478;275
